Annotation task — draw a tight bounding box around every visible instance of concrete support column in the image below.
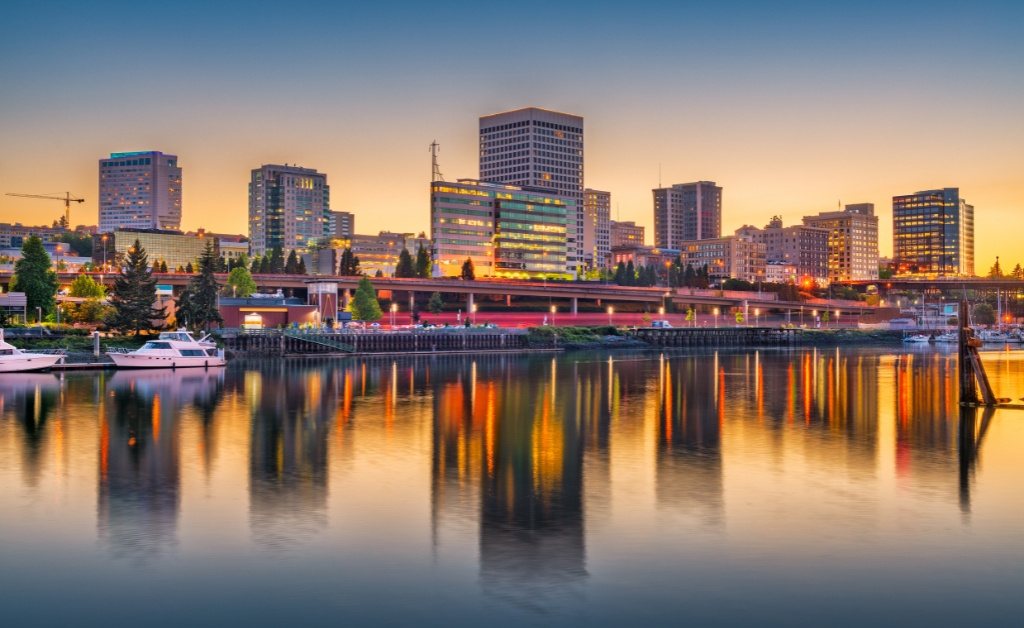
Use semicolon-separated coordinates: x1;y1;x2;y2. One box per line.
743;300;749;326
408;290;415;313
467;293;474;312
506;294;511;307
571;297;578;315
597;298;601;307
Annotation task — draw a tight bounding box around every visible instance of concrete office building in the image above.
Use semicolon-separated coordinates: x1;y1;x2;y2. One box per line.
329;211;355;239
582;189;610;271
653;181;722;249
0;223;64;248
734;217;829;284
92;228;214;271
99;151;182;233
610;220;645;248
892;188;974;277
431;179;574;279
675;235;766;283
479;107;584;276
248;164;330;256
802;203;879;283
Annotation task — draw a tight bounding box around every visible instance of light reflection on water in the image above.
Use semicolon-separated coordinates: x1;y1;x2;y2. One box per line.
1;347;1023;627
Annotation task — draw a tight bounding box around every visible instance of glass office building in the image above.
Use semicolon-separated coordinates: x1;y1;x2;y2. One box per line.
430;179;573;279
93;229;216;271
892;188;974;277
248;165;330;256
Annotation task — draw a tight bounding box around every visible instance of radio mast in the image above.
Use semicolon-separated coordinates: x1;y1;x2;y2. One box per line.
430;141;444;182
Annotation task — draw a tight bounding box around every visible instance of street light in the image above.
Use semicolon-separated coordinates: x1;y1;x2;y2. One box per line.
471;303;477;325
390;302;397;327
714;307;719;328
608;306;613;325
102;234;108;275
754;308;760;327
550;304;556;327
658;306;664;316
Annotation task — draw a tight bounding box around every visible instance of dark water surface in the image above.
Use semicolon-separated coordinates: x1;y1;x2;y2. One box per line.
2;347;1023;627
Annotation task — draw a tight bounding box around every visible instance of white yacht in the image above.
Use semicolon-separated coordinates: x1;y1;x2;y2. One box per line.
0;329;65;372
902;333;930;343
108;329;225;369
978;330;1010;344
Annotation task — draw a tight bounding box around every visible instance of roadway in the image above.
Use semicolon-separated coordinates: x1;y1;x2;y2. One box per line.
842;277;1024;291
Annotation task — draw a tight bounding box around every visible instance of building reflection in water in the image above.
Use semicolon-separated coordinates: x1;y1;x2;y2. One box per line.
247;362;340;550
98;369;223;561
430;354;587;612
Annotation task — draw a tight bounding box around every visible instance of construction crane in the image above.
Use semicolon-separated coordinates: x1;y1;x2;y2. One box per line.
5;192;84;228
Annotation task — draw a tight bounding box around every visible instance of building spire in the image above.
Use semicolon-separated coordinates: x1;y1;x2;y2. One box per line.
430;141;444;182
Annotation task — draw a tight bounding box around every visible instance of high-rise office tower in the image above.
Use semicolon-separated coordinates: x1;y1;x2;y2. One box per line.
328;211;354;240
248;164;330;256
582;189;610;270
98;151;181;232
802;203;879;282
892;188;974;277
652;181;722;249
479;107;584;276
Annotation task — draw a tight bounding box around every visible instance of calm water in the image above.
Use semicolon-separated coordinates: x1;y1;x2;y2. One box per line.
2;347;1023;627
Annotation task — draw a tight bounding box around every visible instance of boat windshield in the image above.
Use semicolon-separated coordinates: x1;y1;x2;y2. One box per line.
158;333;193;342
140;342;173;350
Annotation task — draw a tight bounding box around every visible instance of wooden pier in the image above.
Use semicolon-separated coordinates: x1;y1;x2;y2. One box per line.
220;329;529;356
630;326;800;348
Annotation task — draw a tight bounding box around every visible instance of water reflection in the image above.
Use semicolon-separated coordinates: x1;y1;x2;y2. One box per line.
0;373;63;487
98;370;223;561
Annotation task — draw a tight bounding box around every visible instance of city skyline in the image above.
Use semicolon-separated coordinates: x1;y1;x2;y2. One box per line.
1;1;1021;272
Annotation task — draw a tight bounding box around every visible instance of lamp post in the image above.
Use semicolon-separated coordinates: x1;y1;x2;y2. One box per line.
608;306;613;325
471;303;477;325
101;234;108;277
390;302;397;328
550;304;556;327
714;307;719;328
754;308;760;327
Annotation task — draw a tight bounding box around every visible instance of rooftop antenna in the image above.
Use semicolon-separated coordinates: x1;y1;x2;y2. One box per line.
430;141;444;182
658;163;662;189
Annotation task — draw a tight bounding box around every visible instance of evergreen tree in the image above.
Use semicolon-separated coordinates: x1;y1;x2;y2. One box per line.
613;262;626;285
338;248;361;276
284;249;300;274
460;258;475;281
259;255;271;274
375;269;384;277
395;249;415;278
69;274;105;299
988;258;1004;278
176;264;185;273
268;245;285;274
349;275;383;321
107;239;166;335
226;266;257;297
1013;263;1024;280
177;241;224;330
11;236;58;320
415;244;431;278
216;256;228;273
186;261;194;273
251;256;262;274
428;291;444;314
625;260;635;287
297;257;307;275
160;260;168;273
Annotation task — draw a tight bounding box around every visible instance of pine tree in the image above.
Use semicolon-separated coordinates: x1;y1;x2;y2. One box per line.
259;255;271;274
297;257;307;275
268;246;285;274
176;264;185;273
186;261;194;273
625;260;635;287
251;256;262;274
1013;263;1024;280
415;244;431;278
160;260;168;273
460;258;475;281
177;241;224;331
216;256;228;273
349;276;383;321
107;239;166;336
613;262;626;285
428;291;444;314
988;258;1004;278
395;249;415;278
11;235;58;320
285;249;300;274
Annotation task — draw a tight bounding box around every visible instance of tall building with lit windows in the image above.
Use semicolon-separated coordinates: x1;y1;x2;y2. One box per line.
653;181;722;249
479;108;584;277
430;179;573;279
98;151;181;232
892;188;974;277
582;189;610;270
248;164;330;256
802;203;879;283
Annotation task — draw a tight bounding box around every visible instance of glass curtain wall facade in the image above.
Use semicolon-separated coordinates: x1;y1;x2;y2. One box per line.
431;179;572;279
92;229;215;270
892;188;974;277
248;165;330;256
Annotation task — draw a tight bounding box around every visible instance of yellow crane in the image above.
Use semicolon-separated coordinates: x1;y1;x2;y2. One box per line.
5;192;85;228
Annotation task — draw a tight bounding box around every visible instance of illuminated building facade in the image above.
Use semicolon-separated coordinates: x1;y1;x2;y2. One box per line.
610;220;645;248
892;189;974;277
92;228;216;270
734;217;829;284
0;223;64;248
653;181;722;248
430;179;573;279
479;107;584;277
802;203;879;282
582;189;610;270
98;151;181;232
675;235;766;283
328;211;354;239
248;164;330;256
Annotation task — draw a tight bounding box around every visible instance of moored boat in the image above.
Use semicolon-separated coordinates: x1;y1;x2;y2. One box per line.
0;329;65;372
108;329;225;369
903;333;930;343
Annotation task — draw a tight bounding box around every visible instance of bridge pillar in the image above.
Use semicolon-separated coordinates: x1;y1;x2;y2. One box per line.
571;297;578;315
743;300;749;326
408;290;415;313
467;293;474;313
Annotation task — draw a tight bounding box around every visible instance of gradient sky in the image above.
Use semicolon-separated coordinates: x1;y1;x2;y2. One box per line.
1;0;1021;269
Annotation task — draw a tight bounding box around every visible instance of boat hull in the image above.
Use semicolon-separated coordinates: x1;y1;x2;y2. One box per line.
109;353;225;369
0;354;63;373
